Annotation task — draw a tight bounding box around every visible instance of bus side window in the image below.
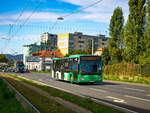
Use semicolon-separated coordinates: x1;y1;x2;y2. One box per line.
72;59;78;72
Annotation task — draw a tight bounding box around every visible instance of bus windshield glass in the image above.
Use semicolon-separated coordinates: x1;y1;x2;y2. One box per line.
80;60;101;74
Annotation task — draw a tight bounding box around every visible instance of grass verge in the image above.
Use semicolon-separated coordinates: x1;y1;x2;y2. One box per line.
104;74;150;84
0;78;31;113
7;73;122;113
0;74;75;113
31;70;51;74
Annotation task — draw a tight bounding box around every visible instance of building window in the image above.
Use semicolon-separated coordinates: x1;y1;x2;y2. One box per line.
78;41;84;43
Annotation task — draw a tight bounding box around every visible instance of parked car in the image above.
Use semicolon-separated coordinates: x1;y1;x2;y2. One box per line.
7;68;15;72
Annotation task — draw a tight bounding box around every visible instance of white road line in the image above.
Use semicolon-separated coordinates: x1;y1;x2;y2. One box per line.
125;95;150;102
124;87;145;92
106;96;126;103
147;95;150;96
90;88;106;93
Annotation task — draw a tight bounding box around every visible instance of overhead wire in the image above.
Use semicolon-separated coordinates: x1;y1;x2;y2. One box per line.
5;0;43;54
8;0;31;38
50;0;103;33
61;0;103;18
11;0;44;39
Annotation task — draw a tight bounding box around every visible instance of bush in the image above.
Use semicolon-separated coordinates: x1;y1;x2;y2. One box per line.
103;62;141;76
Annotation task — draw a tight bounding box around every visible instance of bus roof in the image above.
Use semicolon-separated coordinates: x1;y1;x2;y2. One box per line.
52;54;93;60
69;54;91;58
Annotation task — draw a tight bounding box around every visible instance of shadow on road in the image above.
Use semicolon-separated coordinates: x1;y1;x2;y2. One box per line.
77;82;120;86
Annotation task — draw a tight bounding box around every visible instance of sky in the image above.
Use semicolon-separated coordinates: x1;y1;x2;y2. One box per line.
0;0;129;54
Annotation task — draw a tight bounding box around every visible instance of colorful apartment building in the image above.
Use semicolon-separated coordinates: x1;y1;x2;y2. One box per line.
57;32;109;56
40;32;57;49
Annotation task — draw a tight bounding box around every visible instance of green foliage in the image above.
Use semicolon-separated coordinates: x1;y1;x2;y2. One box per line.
103;62;141;76
0;54;8;62
31;70;51;74
101;47;110;65
104;74;150;84
109;7;124;44
0;78;15;99
46;40;51;46
124;0;146;63
144;0;150;59
108;7;124;64
8;60;14;67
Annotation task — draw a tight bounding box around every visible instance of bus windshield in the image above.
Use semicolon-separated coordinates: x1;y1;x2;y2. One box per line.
80;60;101;74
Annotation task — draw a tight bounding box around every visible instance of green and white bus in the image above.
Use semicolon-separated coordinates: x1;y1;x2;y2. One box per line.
52;54;103;84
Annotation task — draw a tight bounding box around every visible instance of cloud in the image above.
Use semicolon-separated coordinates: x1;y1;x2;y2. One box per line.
0;32;41;54
0;32;40;41
0;0;129;24
60;0;93;6
12;34;41;41
0;12;62;25
60;0;129;23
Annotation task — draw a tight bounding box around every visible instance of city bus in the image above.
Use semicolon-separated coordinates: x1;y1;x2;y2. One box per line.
52;54;103;84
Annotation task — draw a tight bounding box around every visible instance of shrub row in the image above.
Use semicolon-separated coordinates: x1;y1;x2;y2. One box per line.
103;62;149;76
104;75;150;84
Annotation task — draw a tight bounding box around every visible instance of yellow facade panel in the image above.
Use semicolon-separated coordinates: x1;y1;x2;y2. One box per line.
57;33;69;56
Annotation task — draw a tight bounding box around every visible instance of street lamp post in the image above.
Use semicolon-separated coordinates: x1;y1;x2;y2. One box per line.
92;39;94;55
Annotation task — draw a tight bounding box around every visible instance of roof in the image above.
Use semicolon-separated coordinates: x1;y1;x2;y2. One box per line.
32;50;64;58
97;48;104;51
52;54;92;60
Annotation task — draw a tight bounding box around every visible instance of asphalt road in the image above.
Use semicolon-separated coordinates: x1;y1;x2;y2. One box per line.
7;72;150;113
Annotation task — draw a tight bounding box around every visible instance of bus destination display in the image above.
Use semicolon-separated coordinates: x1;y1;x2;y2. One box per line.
80;56;100;61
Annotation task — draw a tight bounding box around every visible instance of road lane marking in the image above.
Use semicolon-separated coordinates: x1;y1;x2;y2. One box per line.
125;95;150;102
124;87;145;92
90;88;106;93
106;96;126;103
147;95;150;96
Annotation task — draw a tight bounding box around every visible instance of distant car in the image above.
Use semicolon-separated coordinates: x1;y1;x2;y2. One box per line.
7;68;15;72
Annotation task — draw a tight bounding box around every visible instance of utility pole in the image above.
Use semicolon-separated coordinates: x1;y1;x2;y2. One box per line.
92;39;94;55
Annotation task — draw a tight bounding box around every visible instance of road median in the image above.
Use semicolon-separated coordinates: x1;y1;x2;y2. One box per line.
1;73;122;113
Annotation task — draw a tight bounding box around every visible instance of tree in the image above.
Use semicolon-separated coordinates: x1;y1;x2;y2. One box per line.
0;54;8;63
108;7;124;64
101;47;110;65
46;40;51;46
144;0;150;57
124;0;146;63
139;0;150;65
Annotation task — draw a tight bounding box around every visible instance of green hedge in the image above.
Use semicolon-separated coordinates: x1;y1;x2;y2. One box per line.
103;62;141;76
104;75;150;84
